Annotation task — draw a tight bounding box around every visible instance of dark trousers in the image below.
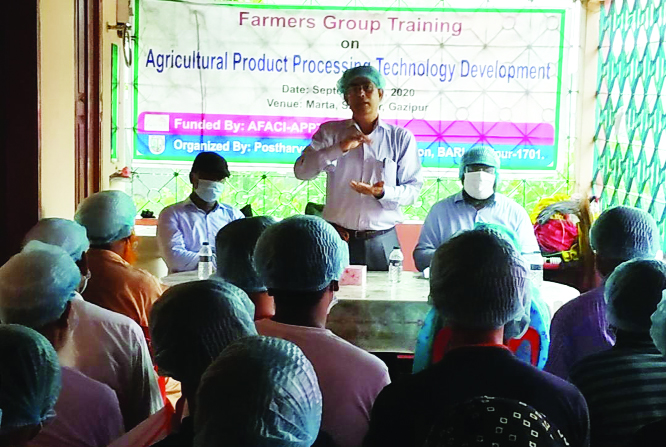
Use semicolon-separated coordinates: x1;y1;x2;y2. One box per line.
347;227;400;271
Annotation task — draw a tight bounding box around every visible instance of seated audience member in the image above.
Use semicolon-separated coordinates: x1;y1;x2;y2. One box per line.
545;206;661;378
630;295;666;445
74;190;163;328
194;336;322;447
215;216;278;319
23;218;163;430
254;215;391;447
0;242;124;447
158;152;244;273
146;279;256;447
364;228;589;447
412;146;539;272
423;396;569;447
569;259;666;447
0;325;61;447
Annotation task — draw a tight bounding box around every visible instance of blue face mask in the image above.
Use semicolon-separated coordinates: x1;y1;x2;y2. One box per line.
195;180;225;203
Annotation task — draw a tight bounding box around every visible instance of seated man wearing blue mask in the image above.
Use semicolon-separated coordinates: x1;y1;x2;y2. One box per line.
412;146;539;272
158;152;244;273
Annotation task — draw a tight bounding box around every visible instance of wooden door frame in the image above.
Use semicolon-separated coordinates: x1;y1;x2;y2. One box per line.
75;0;102;202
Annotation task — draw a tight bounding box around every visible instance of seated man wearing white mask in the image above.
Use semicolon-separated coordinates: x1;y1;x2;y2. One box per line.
158;152;244;273
412;146;539;272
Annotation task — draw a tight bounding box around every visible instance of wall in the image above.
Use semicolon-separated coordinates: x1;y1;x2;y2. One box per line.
39;0;77;218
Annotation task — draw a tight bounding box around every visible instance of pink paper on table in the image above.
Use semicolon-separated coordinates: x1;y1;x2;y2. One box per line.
339;265;367;286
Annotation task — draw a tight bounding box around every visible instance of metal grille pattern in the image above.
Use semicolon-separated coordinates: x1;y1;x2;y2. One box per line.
594;0;666;239
130;167;572;219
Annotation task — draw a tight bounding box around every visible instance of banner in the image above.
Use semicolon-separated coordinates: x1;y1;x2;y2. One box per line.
135;2;567;171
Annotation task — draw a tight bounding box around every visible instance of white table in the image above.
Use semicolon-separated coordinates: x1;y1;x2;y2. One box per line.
160;271;580;353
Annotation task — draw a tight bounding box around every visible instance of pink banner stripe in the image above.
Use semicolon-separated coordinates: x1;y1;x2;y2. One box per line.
138;112;554;145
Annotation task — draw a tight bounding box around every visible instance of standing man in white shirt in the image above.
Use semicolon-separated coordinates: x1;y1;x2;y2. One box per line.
294;66;423;270
158;152;245;273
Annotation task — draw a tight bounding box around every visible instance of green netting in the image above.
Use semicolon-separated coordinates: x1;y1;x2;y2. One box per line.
129;166;572;219
594;0;666;243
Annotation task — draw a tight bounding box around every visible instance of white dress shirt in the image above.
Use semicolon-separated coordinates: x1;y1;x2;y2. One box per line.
294;119;423;231
59;295;164;431
157;198;245;273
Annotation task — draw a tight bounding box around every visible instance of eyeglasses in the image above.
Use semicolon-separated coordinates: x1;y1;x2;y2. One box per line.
347;82;376;95
465;165;496;174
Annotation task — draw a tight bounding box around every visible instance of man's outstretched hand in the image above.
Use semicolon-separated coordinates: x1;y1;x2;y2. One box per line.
350;180;385;199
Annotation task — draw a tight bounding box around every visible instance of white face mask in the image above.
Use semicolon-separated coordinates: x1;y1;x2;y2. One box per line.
195;179;225;203
463;171;495;200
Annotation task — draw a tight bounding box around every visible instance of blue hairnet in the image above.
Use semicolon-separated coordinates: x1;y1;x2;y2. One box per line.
0;325;61;434
471;223;532;339
590;206;661;261
0;241;80;328
23;218;90;262
216;216;278;294
254;215;349;292
430;228;528;330
423;396;568;447
74;190;136;245
458;146;501;181
605;259;666;333
150;279;257;386
194;336;322;447
337;65;386;95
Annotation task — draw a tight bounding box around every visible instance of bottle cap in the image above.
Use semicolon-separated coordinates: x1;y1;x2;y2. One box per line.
202;241;209;245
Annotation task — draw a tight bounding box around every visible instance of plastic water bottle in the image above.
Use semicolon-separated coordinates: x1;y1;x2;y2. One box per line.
388;246;404;283
198;242;213;280
525;252;544;290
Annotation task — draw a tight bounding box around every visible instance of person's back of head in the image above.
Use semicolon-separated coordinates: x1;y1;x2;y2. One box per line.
23;218;90;263
429;228;528;332
194;335;322;447
0;241;80;349
605;259;666;334
590;206;661;277
215;216;278;295
423;396;569;447
254;215;349;311
74;190;136;249
0;325;61;447
149;279;257;396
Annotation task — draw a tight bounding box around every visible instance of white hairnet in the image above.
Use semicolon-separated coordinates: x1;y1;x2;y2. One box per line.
590;205;661;260
150;279;257;386
216;216;278;294
605;259;666;333
0;325;61;434
23;218;90;262
430;228;528;330
74;190;136;245
254;215;349;292
194;336;322;447
0;241;80;328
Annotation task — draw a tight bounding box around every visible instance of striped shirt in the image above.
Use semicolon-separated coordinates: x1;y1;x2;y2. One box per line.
569;331;666;447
